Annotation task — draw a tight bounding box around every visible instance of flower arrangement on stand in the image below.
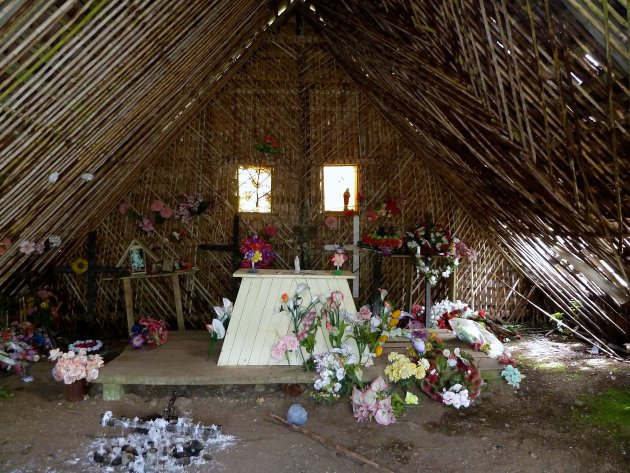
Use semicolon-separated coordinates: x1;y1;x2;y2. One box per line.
130;317;168;349
240;232;275;269
406;222;467;285
359;227;405;255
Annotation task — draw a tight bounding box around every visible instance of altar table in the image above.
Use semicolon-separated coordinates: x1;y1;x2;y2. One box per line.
218;269;357;366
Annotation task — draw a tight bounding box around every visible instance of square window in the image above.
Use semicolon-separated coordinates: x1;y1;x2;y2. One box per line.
323;165;358;212
238;166;272;213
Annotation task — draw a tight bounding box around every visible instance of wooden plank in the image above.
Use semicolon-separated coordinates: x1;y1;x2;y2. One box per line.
171;273;186;331
233;269;356;279
122;278;134;332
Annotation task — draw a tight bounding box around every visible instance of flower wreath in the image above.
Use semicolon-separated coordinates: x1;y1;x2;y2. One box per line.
68;339;103;354
406;223;461;284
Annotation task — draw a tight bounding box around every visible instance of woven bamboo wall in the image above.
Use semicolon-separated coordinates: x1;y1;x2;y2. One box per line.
55;21;531;335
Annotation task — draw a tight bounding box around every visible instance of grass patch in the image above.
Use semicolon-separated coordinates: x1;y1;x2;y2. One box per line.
535;361;567;373
0;387;13;399
574;388;630;440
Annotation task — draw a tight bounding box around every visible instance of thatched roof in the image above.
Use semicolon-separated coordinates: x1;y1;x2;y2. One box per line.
0;1;628;344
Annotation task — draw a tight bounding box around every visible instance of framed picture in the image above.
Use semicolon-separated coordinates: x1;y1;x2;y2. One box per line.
129;247;146;273
161;259;174;273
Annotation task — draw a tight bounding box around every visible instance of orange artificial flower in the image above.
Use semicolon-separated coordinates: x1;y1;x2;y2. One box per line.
281;293;289;303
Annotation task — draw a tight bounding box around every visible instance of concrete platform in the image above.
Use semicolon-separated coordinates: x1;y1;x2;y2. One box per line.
95;330;503;400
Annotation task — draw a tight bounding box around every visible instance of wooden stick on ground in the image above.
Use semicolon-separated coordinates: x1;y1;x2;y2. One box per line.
267;413;396;473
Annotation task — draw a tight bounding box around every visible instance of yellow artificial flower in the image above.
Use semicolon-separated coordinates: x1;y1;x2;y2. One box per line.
375;345;383;357
378;335;389;343
40;301;49;309
388;318;399;327
70;258;88;275
251;250;262;264
391;310;401;319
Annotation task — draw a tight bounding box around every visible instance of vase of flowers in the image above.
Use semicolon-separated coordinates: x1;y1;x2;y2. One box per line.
330;246;348;275
49;348;104;401
240;232;275;269
130;317;168;349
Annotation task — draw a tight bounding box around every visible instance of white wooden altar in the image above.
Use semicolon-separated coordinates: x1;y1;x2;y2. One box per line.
218;269;357;366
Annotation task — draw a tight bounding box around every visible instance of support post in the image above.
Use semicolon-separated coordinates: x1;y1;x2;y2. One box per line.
122;278;134;333
171;274;186;331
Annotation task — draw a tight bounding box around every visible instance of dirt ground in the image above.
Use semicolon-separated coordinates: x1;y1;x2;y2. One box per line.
1;333;629;473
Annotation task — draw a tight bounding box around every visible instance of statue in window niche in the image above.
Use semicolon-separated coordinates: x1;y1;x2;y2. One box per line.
343;188;351;211
130;248;146;272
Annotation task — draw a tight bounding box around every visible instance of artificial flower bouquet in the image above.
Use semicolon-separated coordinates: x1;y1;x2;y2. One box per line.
130;317;168;349
276;283;322;363
0;321;52;376
240;232;275;269
312;344;362;403
330;246;348;273
206;298;232;357
430;299;487;329
351;374;420;426
49;347;104;384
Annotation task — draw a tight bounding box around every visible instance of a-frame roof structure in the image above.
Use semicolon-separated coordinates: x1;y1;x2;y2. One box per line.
1;1;628;346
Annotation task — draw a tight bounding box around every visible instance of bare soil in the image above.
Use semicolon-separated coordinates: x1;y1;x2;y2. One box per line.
1;334;628;473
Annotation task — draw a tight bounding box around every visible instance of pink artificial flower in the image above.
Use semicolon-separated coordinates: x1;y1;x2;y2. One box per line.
374;397;396;425
271;344;286;361
138;218;154;233
37;289;50;299
370;375;388;393
19;241;36;255
0;247;5;256
118;202;131;215
34;241;45;254
264;224;277;238
326;321;333;332
0;237;10;254
357;305;372;321
160;206;173;219
330;291;344;306
150;200;165;212
283;335;299;351
324;216;337;229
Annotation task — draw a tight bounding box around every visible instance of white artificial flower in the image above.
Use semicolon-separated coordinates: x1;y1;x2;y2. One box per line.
443;349;451;357
295;283;309;295
336;367;346;380
81;172;94;181
451;383;463;392
48;172;60;183
447;357;457;367
48;235;62;247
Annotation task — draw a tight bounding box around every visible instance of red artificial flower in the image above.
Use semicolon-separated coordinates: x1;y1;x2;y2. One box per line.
366;210;379;222
343;209;357;217
281;293;289;303
264;224;277;238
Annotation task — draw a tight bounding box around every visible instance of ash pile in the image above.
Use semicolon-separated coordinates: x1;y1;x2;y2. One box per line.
90;392;235;472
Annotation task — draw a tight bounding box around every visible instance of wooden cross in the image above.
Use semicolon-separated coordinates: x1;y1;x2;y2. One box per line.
54;231;122;335
323;215;360;298
198;215;241;300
